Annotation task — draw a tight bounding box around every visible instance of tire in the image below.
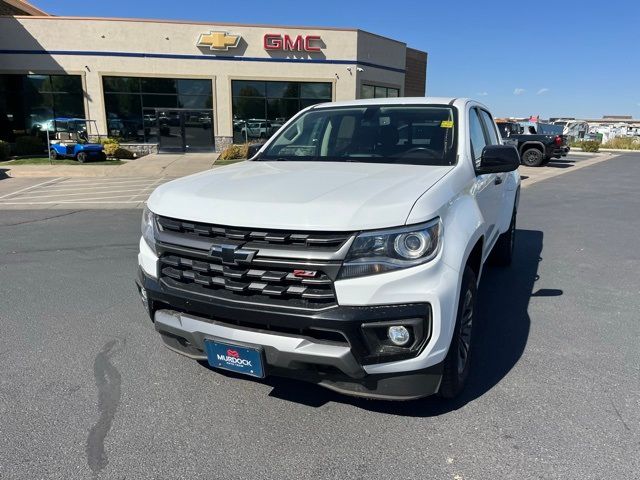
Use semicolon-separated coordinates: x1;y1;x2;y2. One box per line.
49;148;59;160
76;151;88;163
521;148;544;167
98;152;107;162
490;207;516;267
439;265;477;399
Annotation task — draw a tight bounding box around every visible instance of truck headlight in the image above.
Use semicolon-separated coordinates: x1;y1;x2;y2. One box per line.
141;205;157;253
338;218;442;280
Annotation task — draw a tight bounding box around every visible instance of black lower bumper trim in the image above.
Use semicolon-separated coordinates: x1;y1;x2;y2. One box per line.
268;363;443;400
137;268;432;365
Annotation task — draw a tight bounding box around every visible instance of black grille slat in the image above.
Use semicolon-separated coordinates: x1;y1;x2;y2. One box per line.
157;216;351;249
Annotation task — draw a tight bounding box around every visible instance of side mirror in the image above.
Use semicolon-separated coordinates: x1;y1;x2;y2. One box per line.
246;142;265;159
477;145;520;174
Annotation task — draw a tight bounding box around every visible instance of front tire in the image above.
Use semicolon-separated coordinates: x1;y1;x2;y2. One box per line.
439;266;477;399
49;148;59;160
76;151;87;163
521;148;544;167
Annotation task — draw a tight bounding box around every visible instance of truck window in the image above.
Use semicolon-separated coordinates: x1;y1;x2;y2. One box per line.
479;110;500;145
469;108;487;163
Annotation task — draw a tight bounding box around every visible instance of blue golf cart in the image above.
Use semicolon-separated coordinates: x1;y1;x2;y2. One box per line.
48;118;106;163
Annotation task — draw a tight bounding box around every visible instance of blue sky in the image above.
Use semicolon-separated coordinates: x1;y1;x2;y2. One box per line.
34;0;640;119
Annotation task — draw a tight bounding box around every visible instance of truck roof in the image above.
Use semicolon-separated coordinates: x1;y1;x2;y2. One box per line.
310;97;481;110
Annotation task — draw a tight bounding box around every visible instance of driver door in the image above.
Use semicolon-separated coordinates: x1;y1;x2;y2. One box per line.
469;107;503;254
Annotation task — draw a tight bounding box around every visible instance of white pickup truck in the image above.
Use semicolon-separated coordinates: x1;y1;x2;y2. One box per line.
137;97;520;400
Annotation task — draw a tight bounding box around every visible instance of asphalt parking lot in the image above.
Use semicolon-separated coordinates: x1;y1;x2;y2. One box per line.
1;153;639;479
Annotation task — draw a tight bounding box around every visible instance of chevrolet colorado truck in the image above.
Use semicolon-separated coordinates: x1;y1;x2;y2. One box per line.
137;98;521;400
496;120;569;167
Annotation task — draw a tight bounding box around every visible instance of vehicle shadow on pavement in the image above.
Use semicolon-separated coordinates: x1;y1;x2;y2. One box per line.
258;229;552;416
546;159;576;169
0;168;8;180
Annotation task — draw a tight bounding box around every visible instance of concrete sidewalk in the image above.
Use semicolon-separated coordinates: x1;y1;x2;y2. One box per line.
0;152;219;178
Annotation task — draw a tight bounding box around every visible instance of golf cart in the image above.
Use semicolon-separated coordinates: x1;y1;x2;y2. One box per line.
48;118;106;163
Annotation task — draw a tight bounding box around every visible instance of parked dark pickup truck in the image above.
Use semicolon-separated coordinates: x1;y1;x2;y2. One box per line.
496;121;569;167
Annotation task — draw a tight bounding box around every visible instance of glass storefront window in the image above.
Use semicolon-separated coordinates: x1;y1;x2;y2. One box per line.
178;95;212;109
232;80;332;143
361;84;375;99
141;94;178;109
0;74;84;142
361;84;401;99
266;82;299;98
102;76;213;143
301;82;332;99
103;76;140;93
232;81;265;97
140;77;177;94
177;79;211;96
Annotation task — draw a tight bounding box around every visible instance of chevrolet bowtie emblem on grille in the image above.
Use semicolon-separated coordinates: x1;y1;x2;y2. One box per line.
197;31;241;51
210;244;257;265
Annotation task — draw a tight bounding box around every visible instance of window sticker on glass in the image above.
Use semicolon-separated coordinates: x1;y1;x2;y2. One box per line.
440;120;454;128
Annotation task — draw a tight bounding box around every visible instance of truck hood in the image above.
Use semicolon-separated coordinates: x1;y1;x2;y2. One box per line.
147;161;453;231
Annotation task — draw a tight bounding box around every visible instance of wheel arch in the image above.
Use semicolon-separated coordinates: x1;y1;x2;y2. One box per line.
519;141;545;155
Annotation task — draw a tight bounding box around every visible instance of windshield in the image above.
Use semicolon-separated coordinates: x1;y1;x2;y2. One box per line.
259;105;457;166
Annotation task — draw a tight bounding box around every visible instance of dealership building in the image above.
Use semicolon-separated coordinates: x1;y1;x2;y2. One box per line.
0;1;427;153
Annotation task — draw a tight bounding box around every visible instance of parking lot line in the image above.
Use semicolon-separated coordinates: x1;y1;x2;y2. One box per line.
0;177;64;199
34;181;160;192
0;200;143;205
14;187;162;200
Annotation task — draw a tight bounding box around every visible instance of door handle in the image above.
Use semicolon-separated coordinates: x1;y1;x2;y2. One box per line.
494;176;503;185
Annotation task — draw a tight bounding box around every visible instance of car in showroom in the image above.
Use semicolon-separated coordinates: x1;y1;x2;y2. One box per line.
136;97;521;400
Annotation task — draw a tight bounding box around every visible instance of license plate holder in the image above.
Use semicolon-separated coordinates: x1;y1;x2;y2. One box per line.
204;339;265;378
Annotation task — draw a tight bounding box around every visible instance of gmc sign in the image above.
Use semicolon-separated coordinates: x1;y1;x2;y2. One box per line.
263;33;322;52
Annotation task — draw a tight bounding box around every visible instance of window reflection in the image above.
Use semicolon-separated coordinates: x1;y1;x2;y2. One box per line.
361;84;400;99
232;80;332;143
102;76;212;142
0;74;84;143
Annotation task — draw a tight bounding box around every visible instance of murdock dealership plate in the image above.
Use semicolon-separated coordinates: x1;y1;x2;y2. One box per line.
204;340;265;378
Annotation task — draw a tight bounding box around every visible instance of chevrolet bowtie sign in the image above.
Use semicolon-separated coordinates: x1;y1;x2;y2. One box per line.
197;31;240;51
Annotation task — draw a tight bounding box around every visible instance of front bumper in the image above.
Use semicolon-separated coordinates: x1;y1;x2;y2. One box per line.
137;269;442;400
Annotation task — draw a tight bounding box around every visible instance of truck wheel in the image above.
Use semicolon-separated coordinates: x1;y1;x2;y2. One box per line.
76;151;88;163
521;148;544;167
439;265;476;399
98;152;107;162
49;149;59;160
490;207;516;267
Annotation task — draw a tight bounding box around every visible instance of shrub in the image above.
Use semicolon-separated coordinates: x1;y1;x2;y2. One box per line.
601;136;640;150
0;140;10;161
574;140;600;152
113;147;135;159
218;143;249;161
103;141;120;157
15;135;44;155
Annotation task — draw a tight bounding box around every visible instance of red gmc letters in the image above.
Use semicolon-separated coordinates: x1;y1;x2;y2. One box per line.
263;33;322;52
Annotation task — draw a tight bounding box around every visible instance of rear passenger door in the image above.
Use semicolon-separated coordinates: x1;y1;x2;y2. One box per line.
469;107;502;252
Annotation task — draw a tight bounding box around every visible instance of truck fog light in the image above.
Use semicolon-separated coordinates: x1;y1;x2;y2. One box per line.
387;326;410;346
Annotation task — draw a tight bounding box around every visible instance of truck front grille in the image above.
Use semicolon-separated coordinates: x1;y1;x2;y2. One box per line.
159;253;336;306
157;216;350;250
154;215;352;309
